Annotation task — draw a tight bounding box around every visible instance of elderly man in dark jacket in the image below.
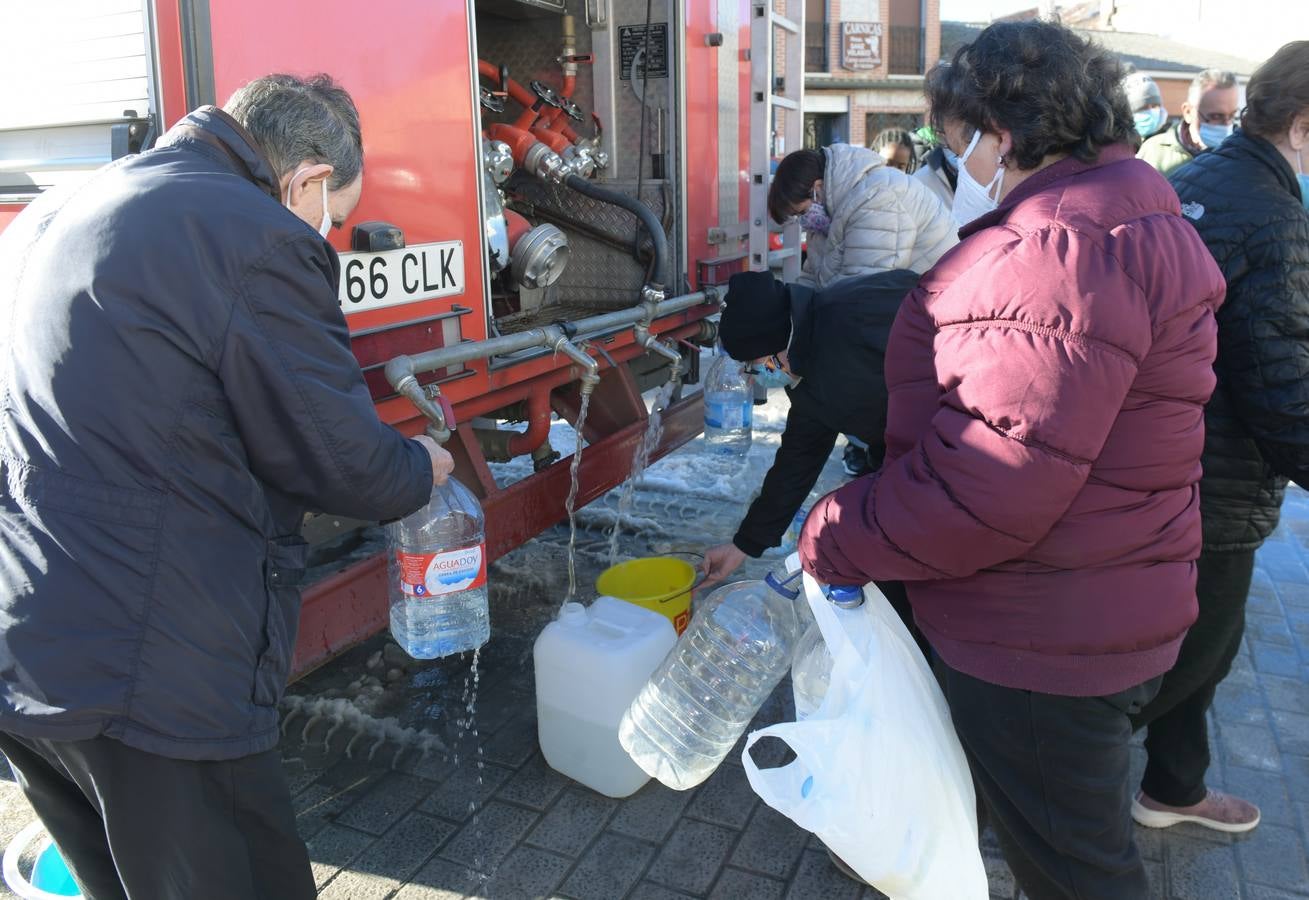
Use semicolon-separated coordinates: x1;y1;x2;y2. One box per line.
0;75;450;899
1129;41;1309;835
699;269;922;645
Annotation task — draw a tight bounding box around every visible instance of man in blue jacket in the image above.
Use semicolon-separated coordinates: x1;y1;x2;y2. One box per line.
0;74;451;898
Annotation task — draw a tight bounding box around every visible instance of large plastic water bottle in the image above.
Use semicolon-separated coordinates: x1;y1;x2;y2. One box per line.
618;569;805;790
703;352;753;456
791;585;863;719
386;477;490;659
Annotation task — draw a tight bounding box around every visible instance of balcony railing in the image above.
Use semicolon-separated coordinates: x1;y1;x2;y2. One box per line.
889;25;925;75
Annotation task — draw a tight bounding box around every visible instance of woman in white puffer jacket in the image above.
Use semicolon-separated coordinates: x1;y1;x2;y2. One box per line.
769;143;958;288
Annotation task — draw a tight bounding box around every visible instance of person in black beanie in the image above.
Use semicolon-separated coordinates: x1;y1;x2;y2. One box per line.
699;267;925;650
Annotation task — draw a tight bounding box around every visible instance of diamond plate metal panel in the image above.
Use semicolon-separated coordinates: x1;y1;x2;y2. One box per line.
476;0;686;314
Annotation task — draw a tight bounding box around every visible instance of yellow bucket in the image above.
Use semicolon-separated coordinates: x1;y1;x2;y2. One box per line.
596;556;699;635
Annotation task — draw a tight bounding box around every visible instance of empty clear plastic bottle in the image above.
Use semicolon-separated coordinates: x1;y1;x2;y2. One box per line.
791;621;832;721
703;352;753;456
790;585;862;719
618;569;804;790
386;477;490;659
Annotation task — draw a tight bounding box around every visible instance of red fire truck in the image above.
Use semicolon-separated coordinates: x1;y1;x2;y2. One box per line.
0;0;804;675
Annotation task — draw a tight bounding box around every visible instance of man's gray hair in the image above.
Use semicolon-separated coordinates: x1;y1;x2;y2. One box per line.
1187;69;1238;107
223;74;362;190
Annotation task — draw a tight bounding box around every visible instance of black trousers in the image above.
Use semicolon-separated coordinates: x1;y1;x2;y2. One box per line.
1131;547;1255;806
935;658;1161;900
0;731;314;900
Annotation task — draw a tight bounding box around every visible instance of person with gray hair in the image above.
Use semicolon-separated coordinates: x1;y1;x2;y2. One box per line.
1139;68;1240;176
0;74;452;899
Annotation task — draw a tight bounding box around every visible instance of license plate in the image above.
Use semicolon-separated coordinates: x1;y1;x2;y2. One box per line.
337;241;464;314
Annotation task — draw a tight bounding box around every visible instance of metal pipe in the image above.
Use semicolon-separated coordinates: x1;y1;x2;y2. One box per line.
546;330;600;389
634;324;683;379
506;389;554;457
562;173;668;291
393;376;451;443
384;289;716;390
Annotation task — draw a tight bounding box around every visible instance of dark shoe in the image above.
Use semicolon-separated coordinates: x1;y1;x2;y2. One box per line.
842;443;870;477
1132;788;1260;833
825;847;870;885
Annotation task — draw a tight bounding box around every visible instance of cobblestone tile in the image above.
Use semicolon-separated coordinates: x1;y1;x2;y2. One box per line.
1237;824;1309;893
710;867;786;899
1244;886;1309;900
686;762;759;830
318;812;452;900
1248;613;1297;647
293;772;381;841
783;849;864;900
1219;722;1284;772
1254;641;1306;678
1215;678;1272;726
478;845;572;899
558;832;657;900
1273;710;1309;756
1250;584;1287;617
496;752;571;810
482;712;539;769
983;848;1018;899
439;800;539;872
418;760;513;822
627;883;697;900
1261;675;1309;716
609;781;696;844
729;803;810;879
304;824;374;889
392;858;484;900
1134;825;1166;863
395;748;458;784
1166;834;1241;899
1278;581;1309;610
334;772;435;836
525;788;617;857
645;819;739;895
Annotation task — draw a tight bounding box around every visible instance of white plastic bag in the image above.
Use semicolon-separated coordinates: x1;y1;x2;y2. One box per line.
741;565;988;900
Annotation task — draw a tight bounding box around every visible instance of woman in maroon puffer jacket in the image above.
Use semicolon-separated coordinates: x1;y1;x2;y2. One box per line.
799;21;1225;900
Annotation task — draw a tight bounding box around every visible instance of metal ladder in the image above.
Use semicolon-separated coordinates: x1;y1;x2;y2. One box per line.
748;0;804;279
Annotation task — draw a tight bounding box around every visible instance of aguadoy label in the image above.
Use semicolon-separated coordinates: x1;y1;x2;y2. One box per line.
397;543;487;598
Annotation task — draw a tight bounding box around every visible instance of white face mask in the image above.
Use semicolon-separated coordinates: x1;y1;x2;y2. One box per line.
284;167;332;238
951;129;1006;229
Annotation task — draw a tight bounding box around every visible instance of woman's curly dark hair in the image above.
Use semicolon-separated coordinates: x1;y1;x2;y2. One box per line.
926;21;1136;171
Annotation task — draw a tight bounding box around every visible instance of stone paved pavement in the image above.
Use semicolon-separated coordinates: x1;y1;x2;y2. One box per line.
1;415;1309;898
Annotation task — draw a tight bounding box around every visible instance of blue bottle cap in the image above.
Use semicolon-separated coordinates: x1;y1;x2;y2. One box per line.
826;585;864;609
764;570;802;600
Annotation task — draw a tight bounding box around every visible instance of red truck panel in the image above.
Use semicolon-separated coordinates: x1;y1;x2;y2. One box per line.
206;0;490;353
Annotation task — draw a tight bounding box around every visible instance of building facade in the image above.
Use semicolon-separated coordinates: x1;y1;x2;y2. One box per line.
802;0;942;149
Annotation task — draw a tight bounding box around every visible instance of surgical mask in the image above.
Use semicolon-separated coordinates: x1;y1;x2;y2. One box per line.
951;130;1005;229
1298;148;1309;211
1134;107;1166;138
1197;122;1233;150
284;167;332;238
799;200;830;235
753;364;794;390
